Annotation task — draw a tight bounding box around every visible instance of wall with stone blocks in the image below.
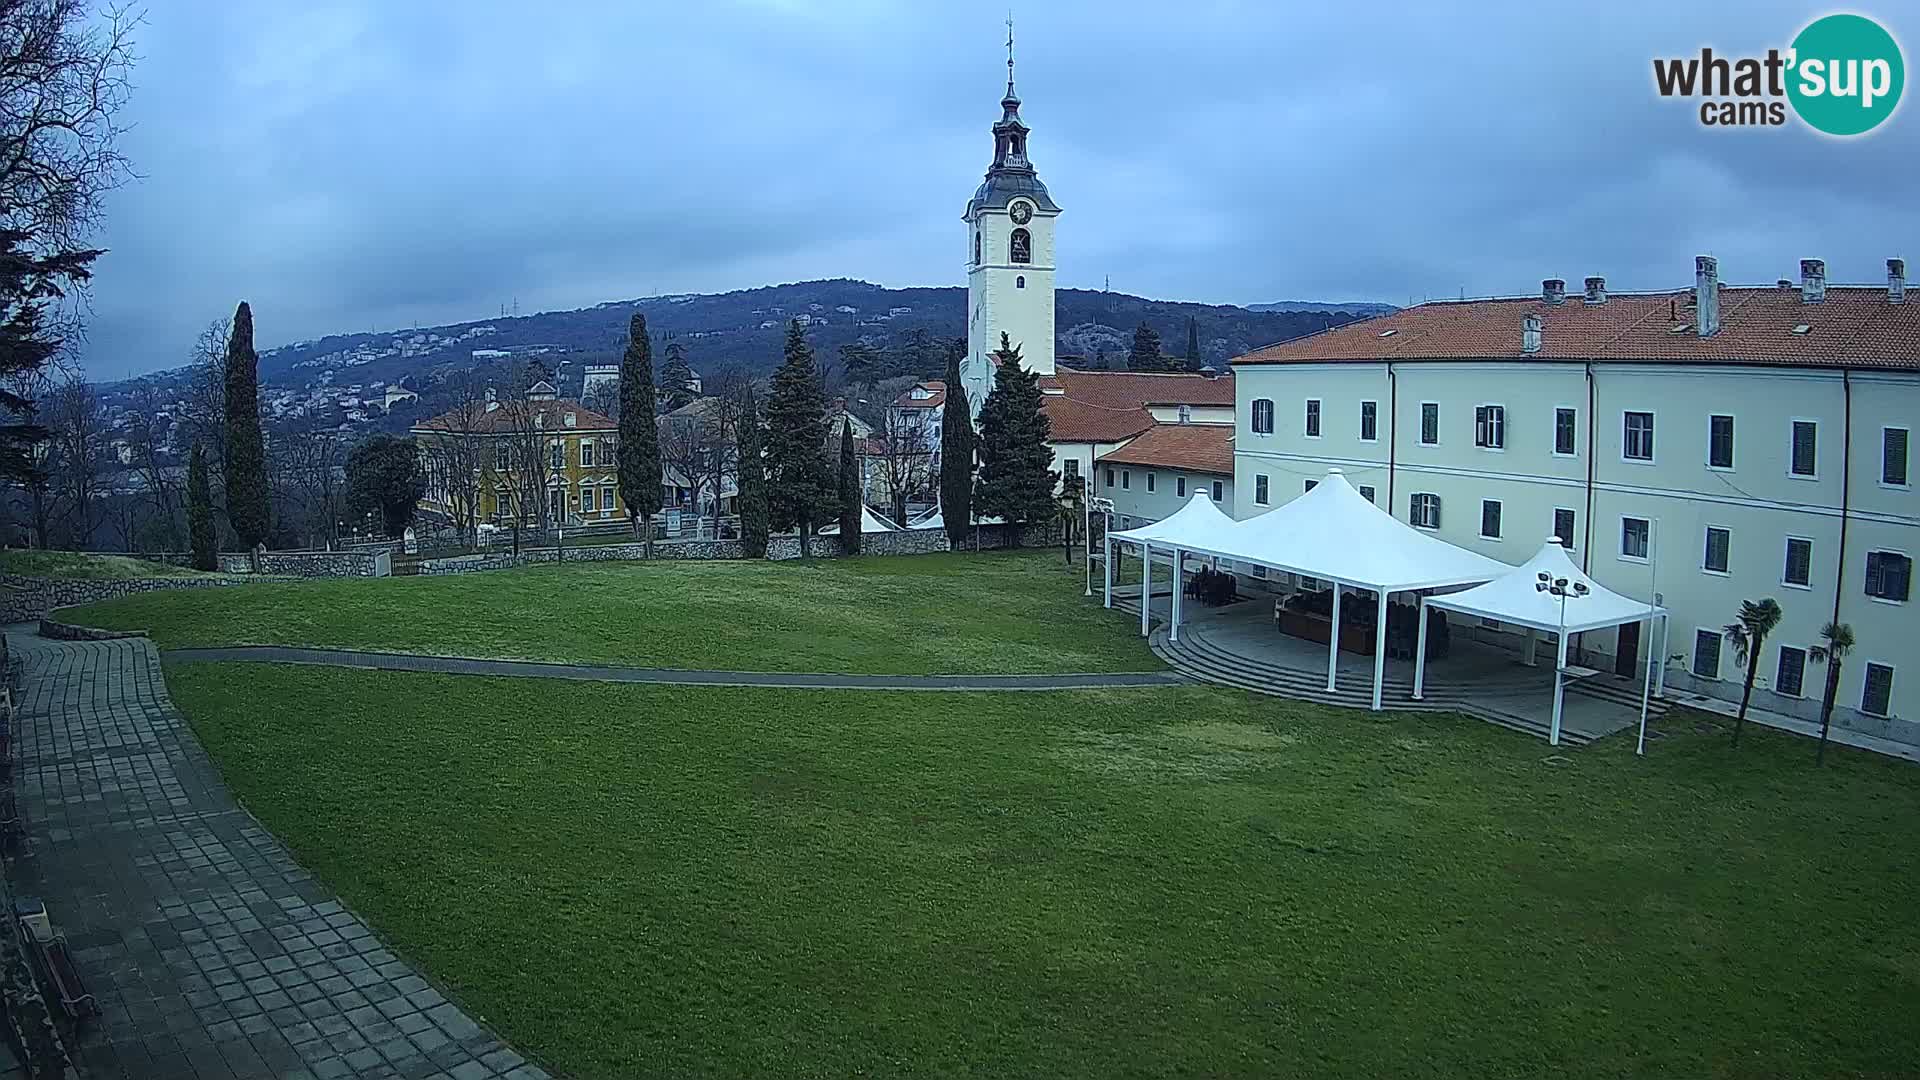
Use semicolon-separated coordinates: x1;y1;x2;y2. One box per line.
0;573;260;623
149;551;387;578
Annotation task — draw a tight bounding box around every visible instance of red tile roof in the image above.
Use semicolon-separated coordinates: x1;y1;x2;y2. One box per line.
891;380;947;410
1040;366;1236;443
1095;423;1235;475
412;398;617;435
1234;285;1920;370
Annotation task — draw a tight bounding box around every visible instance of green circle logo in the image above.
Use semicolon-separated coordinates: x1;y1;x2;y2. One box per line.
1788;14;1904;135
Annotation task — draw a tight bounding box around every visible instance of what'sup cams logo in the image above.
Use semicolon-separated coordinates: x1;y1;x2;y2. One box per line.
1653;13;1904;135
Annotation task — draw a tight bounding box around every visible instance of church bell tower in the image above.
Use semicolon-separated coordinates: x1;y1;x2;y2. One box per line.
961;21;1059;416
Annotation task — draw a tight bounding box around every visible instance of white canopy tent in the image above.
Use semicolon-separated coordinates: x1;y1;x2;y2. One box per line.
1418;538;1668;748
1104;491;1239;639
1108;469;1509;711
819;504;901;535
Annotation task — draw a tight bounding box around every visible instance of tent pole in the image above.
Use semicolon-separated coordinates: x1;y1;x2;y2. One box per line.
1413;597;1430;700
1170;547;1183;643
1370;588;1388;711
1102;533;1113;609
1636;614;1655;756
1523;628;1538;666
1550;629;1569;747
1140;543;1151;637
1326;585;1342;692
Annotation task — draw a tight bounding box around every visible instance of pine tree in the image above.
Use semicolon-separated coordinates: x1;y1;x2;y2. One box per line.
837;417;861;556
659;340;698;413
939;342;974;547
187;444;216;571
974;333;1056;547
223;302;270;551
1185;316;1201;370
617;313;663;553
735;382;769;558
764;320;837;555
1127;322;1164;372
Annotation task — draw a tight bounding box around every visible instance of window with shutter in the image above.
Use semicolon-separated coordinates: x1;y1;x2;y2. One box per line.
1553;508;1576;549
1304;399;1321;437
1554;407;1577;455
1885;427;1910;486
1703;527;1730;573
1866;551;1912;601
1708;415;1734;469
1861;663;1894;717
1360;401;1377;442
1693;630;1722;679
1791;421;1818;477
1776;646;1807;697
1784;538;1812;587
1420;403;1439;445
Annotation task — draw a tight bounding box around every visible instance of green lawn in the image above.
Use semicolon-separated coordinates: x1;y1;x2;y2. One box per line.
166;663;1920;1079
0;549;222;580
63;550;1153;675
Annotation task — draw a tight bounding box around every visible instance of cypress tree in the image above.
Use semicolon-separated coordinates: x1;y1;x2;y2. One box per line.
974;333;1056;547
1185;316;1201;369
938;342;974;548
837;417;861;556
735;382;769;558
764;320;837;556
223;302;270;550
617;312;663;554
1127;322;1164;372
187;444;216;571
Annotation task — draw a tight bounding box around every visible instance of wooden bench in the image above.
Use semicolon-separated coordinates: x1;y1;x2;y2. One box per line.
18;917;97;1023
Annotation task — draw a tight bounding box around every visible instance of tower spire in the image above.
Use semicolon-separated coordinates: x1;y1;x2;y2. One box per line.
1005;13;1016;99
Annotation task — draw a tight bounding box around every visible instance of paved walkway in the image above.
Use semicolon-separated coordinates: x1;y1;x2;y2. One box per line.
163;646;1188;691
6;632;548;1080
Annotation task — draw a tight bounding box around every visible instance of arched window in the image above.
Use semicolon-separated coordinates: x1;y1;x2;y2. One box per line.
1010;227;1031;264
1016;275;1025;289
973;231;981;265
1250;398;1275;434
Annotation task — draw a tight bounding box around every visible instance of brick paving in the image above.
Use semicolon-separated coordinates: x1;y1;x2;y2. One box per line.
5;631;549;1080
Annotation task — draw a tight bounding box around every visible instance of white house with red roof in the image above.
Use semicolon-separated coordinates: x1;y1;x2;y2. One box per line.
1228;256;1919;742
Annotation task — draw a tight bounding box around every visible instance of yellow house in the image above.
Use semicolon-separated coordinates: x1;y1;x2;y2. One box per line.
411;382;627;526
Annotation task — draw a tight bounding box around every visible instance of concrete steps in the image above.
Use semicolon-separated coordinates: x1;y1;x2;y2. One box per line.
1149;627;1595;747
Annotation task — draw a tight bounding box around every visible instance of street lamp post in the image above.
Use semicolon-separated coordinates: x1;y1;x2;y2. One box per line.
1090;494;1115;602
1535;571;1590;747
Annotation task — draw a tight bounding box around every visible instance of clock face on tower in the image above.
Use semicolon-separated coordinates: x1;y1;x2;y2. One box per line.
1009;201;1033;225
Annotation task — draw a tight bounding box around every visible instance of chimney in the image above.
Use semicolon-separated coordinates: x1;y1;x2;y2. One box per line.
1542;278;1566;305
1694;255;1720;337
1197;365;1218;379
1777;278;1794;290
1800;258;1826;303
1583;276;1607;304
484;386;499;412
1521;313;1543;354
1890;258;1907;304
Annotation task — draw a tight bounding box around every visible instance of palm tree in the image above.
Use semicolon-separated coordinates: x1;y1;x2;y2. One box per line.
1809;620;1855;766
1723;598;1783;747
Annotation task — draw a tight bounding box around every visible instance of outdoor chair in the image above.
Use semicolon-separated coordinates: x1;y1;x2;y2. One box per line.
17;915;97;1023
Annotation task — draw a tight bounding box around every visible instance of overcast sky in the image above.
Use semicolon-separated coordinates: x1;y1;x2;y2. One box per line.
79;1;1917;380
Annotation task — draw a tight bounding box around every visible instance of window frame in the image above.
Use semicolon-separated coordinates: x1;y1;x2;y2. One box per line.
1146;472;1155;493
1474;403;1506;450
1254;474;1270;506
1702;525;1731;575
1865;549;1912;603
1358;484;1376;504
1883;426;1910;488
1210;480;1223;501
1359;400;1378;443
1104;467;1115;489
1409;492;1441;530
1553;406;1578;457
1479;498;1503;540
1303;479;1318;494
1788;418;1819;479
1860;661;1895;718
1250;398;1275;436
1419;401;1440;446
1620;515;1651;563
1783;536;1814;589
1692;629;1723;680
1304;398;1322;438
1553;507;1577;550
1175;475;1186;498
1121;469;1130;490
1775;645;1808;699
1707;414;1735;471
580;440;595;468
1622;410;1656;463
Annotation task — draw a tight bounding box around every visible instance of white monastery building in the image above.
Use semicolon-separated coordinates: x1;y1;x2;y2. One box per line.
1227;257;1917;741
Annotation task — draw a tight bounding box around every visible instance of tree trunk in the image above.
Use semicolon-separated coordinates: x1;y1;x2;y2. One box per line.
1815;663;1840;765
1732;654;1760;747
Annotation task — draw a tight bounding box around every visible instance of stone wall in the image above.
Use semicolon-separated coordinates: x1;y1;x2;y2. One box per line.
768;529;951;560
0;573;259;623
151;551;387;578
418;539;749;575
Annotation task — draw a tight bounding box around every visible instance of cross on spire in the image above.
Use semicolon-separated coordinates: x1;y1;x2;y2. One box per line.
1005;13;1016;97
